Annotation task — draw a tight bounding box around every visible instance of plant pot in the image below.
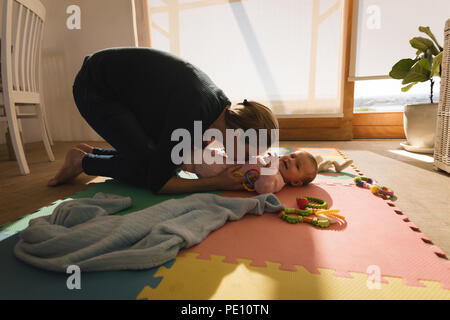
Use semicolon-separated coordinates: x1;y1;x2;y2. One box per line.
402;103;438;151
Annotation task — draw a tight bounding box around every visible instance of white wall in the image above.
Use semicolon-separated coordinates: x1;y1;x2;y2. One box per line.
0;0;137;144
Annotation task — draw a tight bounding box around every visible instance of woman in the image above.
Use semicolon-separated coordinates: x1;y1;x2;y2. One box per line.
48;47;279;194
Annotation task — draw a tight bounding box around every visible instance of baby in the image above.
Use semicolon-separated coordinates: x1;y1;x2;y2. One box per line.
181;148;318;194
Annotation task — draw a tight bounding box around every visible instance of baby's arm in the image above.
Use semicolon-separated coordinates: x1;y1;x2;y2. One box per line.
240;152;285;194
254;172;285;194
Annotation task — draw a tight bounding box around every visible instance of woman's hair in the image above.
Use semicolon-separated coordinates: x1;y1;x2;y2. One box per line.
224;100;279;147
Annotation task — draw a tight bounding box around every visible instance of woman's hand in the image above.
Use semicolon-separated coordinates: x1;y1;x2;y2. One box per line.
158;165;247;194
212;165;247;191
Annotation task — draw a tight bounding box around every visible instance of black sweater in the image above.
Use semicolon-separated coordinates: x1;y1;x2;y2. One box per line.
81;47;231;192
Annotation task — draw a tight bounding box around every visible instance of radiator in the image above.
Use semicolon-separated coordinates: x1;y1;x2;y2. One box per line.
434;19;450;173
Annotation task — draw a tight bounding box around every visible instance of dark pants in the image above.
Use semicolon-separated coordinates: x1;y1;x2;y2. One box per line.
72;60;155;188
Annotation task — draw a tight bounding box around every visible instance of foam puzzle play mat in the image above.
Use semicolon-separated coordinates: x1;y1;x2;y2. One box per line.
0;148;449;300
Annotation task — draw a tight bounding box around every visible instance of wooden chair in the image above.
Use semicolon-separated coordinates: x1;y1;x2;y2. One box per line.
0;0;54;175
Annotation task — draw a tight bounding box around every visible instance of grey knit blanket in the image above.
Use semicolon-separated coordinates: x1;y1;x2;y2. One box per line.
14;192;284;272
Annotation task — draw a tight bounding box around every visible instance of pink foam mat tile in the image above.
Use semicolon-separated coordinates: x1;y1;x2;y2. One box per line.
314;180;355;187
183;184;450;290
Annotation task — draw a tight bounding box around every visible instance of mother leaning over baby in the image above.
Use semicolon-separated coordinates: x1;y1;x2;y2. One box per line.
47;47;279;193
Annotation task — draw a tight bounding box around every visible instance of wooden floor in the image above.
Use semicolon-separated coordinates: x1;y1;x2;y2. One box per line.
0;141;112;226
1;139;449;256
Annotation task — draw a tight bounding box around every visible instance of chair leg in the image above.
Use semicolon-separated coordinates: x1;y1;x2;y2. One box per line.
5;127;24;161
4;101;30;175
40;101;53;146
36;104;55;162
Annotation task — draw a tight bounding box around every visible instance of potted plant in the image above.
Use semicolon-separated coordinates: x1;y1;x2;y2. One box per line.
389;26;443;153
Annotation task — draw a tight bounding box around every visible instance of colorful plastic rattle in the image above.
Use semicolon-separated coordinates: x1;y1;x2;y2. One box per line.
279;195;345;228
279;208;345;228
233;169;260;192
354;177;394;200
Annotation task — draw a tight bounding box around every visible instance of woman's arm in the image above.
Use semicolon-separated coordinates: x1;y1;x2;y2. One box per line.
158;165;246;194
180;148;230;178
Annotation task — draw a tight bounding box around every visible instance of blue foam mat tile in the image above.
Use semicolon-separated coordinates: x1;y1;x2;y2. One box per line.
0;234;174;300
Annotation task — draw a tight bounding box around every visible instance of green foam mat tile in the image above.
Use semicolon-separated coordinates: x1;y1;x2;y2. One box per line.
0;179;220;240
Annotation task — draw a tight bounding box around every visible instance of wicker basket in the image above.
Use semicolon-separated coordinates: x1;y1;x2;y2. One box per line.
434;19;450;173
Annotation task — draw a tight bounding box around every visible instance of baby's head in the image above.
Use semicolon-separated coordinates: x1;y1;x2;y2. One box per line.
278;151;318;187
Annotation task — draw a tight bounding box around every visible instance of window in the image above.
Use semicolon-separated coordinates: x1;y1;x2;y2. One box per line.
148;0;347;117
350;0;449;113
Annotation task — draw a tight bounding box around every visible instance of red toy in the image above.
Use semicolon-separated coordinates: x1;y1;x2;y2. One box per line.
296;197;309;210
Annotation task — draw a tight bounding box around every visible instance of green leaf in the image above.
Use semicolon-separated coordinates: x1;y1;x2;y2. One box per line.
410;37;440;56
389;59;415;79
419;26;443;51
402;58;431;84
432;52;443;77
421;55;432;71
401;82;417;92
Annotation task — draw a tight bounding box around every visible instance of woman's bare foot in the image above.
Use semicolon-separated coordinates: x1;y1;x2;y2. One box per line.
75;143;94;153
47;148;87;186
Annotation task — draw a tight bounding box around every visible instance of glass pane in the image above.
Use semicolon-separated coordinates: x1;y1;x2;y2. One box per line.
355;0;449;77
354;78;440;113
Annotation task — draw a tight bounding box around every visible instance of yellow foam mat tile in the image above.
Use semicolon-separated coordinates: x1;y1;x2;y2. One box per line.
137;253;450;300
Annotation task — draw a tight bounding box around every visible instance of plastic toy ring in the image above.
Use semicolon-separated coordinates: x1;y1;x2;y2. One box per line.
296;196;328;209
232;171;244;177
354;177;394;199
245;169;260;176
245;169;259;183
245;172;256;186
233;171;256;192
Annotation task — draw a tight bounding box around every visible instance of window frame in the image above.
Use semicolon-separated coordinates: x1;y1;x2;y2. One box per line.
279;0;355;140
141;0;402;140
348;0;405;138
